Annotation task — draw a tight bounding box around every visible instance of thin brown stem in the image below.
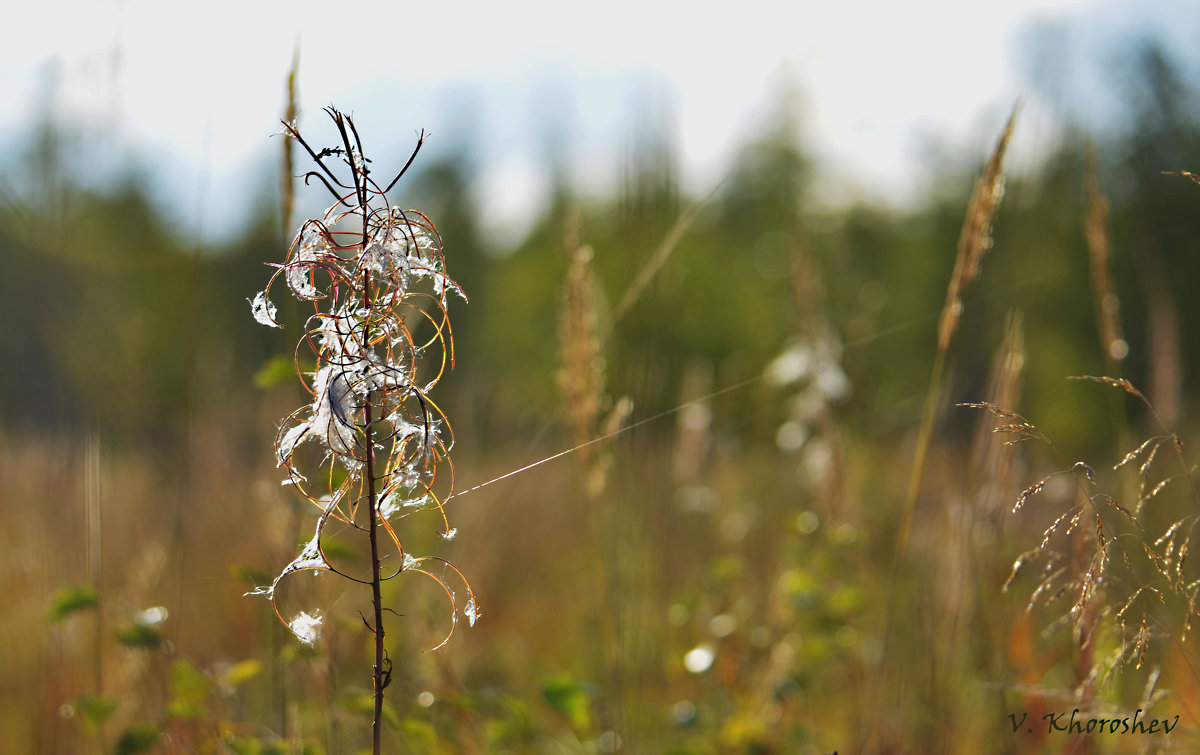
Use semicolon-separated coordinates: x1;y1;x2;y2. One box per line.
256;108;469;750
363;269;386;755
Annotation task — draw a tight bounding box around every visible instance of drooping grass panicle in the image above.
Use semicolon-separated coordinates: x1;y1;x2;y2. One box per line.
958;401;1049;447
973;378;1200;701
1069;375;1149;405
1073;375;1200;517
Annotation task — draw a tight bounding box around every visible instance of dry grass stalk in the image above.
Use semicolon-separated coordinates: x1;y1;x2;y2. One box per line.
898;103;1019;551
554;231;639;740
558;247;603;444
965;311;1027;531
1081;153;1143;521
280;48;299;242
611;182;720;324
785;234;851;516
671;359;714;486
1140;248;1183;430
936;104;1019;354
84;433;103;696
1083;147;1127;366
929;321;1029;745
557;244;632;499
273;51;300;741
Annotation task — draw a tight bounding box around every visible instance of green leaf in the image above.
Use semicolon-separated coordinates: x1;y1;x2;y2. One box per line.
115;623;164;650
542;674;591;730
73;694;119;731
47;585;99;622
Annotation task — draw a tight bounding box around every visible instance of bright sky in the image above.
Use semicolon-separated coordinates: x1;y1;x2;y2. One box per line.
1;0;1193;248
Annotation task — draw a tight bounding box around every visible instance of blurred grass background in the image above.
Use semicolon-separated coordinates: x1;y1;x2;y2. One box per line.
4;25;1200;755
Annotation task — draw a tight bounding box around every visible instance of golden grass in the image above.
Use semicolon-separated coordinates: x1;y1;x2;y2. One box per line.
11;92;1200;753
899;102;1019;552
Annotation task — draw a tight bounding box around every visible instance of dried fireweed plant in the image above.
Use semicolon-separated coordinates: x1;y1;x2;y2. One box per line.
247;107;475;750
965;376;1200;707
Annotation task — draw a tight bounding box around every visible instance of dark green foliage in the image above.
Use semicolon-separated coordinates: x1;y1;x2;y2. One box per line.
3;45;1198;457
115;622;165;650
112;724;160;755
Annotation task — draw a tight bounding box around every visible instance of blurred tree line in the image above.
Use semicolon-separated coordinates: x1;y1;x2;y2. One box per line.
1;40;1198;465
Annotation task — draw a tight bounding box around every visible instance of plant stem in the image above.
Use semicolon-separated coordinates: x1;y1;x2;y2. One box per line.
363;272;386;755
366;414;384;753
898;346;947;552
